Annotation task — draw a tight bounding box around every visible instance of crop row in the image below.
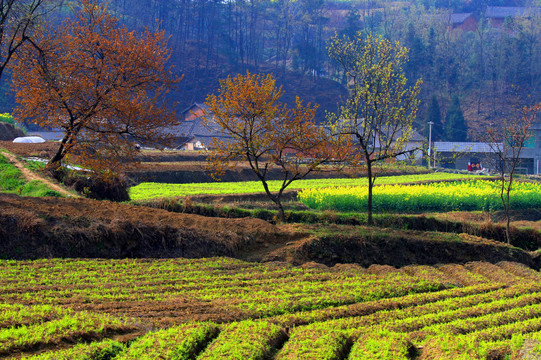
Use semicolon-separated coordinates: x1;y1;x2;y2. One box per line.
115;322;218;360
128;173;481;200
0;311;135;356
20;339;126;360
267;282;541;359
0;258;456;323
0;260;535;327
2;259;541;359
298;180;541;212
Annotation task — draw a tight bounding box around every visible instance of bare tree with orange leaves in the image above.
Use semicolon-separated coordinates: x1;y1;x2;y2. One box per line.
483;103;541;244
11;0;180;174
204;71;342;222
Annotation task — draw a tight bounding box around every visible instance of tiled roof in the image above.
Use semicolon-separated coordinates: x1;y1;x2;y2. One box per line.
485;6;540;18
450;13;473;24
434;142;501;153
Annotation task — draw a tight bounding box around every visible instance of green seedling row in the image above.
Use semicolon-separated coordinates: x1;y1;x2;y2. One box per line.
197;320;285;360
0;312;134;356
2;258;541;358
349;330;412;360
275;323;349;360
0;304;71;329
116;322;218;360
19;339;126;360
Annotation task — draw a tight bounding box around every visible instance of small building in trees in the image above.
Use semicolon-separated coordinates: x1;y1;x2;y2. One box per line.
450;13;478;32
171;103;232;150
485;6;541;28
433;142;501;171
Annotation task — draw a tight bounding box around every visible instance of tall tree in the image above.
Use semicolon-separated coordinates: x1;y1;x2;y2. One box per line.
12;0;180;174
328;33;422;225
445;95;468;141
204;72;338;222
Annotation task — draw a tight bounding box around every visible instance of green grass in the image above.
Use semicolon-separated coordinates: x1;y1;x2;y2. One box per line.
0;154;25;191
129;172;484;201
0;153;61;197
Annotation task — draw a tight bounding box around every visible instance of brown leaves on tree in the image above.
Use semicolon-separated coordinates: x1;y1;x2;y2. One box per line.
204;71;340;222
12;0;180;174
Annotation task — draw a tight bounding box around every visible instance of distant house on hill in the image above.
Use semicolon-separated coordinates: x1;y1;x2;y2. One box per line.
450;13;478;32
171;103;232;151
485;6;540;27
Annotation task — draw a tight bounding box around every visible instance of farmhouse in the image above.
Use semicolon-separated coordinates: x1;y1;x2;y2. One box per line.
171;103;232;150
434;117;541;175
449;13;478;32
433;142;500;171
485;6;541;28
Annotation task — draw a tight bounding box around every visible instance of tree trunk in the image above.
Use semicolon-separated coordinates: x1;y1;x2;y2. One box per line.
505;179;512;244
367;160;374;225
46;134;70;171
276;200;286;223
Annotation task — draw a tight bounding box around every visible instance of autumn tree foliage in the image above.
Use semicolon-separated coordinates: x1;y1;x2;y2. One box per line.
328;33;422;225
11;0;179;173
0;0;57;81
204;72;339;222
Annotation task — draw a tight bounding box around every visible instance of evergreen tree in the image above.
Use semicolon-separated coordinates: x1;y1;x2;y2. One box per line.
425;94;443;141
445;96;468;141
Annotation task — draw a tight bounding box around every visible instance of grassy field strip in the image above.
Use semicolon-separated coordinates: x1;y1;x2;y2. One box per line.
275;323;350;360
299;180;541;212
197;320;286;360
19;339;126;360
129;173;482;200
0;153;60;197
0;312;136;356
114;322;218;360
0;304;71;330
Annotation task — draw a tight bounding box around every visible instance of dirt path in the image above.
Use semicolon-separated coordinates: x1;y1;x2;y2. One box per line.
3;152;80;198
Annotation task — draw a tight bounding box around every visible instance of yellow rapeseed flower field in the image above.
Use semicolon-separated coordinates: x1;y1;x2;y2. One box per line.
298;180;541;212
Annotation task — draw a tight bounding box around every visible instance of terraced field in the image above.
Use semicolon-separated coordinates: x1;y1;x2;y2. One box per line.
2;258;541;359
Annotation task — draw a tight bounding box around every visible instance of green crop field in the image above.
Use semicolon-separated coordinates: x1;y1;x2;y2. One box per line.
299;179;541;213
129;173;483;200
2;258;541;359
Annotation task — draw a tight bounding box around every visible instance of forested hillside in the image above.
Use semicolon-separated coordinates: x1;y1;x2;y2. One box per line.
5;0;541;136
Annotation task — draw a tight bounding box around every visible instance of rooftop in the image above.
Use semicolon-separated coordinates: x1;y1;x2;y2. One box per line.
434;142;501;153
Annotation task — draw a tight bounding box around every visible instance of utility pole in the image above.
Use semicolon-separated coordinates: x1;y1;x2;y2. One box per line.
428;121;434;168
